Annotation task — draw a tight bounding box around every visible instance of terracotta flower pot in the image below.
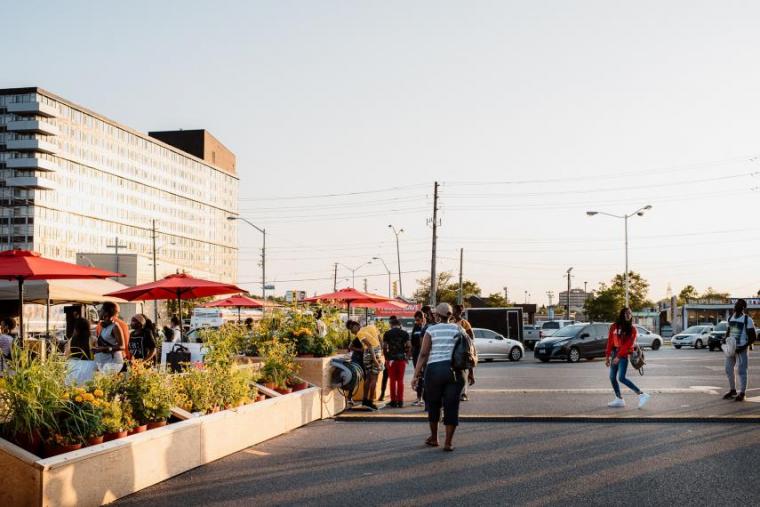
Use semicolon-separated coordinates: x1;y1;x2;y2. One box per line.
264;382;276;390
43;442;82;458
87;435;104;446
256;394;266;402
291;381;309;391
104;430;128;442
274;386;293;395
13;431;42;455
128;424;148;435
147;420;167;430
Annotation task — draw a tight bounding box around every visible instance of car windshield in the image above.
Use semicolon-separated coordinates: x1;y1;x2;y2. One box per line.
714;322;728;332
542;322;560;329
552;324;585;337
683;326;707;334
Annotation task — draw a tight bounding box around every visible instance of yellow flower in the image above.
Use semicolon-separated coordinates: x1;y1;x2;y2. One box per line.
93;389;104;398
83;393;95;402
61;392;70;400
74;395;83;403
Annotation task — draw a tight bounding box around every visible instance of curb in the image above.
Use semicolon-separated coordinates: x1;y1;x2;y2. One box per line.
335;414;760;424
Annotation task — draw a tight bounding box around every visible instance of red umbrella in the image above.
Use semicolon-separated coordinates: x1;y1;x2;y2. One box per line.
0;250;124;338
363;299;420;317
304;288;390;318
105;273;244;338
204;294;266;323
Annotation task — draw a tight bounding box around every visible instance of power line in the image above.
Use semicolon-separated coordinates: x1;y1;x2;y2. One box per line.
239;183;429;202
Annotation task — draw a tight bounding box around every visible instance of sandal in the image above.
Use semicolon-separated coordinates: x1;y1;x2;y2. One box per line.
425;437;439;447
443;446;454;452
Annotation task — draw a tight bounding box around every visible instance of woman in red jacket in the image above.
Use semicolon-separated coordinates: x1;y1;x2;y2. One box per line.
605;307;651;408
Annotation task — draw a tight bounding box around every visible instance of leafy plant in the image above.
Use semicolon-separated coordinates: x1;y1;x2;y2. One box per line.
125;360;173;424
310;334;335;357
259;340;299;388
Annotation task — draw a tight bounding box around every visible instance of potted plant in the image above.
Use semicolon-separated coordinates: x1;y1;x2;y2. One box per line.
172;366;215;415
310;334;336;358
101;395;128;441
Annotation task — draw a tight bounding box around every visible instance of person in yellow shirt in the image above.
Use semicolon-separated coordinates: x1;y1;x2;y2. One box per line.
346;320;384;410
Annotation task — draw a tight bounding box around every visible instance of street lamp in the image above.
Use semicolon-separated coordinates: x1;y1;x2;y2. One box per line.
586;205;652;308
227;216;266;300
388;225;404;297
339;261;372;288
372;256;392;298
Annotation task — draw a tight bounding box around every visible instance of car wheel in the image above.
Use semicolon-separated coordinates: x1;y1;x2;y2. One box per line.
567;347;581;363
674;345;682;349
695;339;703;349
539;358;550;363
651;340;661;351
509;347;522;361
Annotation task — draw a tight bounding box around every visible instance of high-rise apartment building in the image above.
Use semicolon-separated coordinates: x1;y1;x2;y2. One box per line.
0;87;239;287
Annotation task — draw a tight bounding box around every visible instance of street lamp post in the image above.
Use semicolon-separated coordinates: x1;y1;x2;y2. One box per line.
586;205;652;308
372;257;392;298
227;216;266;300
388;225;404;297
339;261;372;289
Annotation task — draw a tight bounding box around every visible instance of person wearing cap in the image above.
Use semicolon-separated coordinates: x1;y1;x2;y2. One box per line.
411;302;475;452
128;313;157;362
346;319;385;410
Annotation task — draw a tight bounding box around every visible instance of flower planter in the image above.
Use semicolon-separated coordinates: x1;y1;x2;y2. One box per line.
87;435;104;446
147;420;168;430
43;442;82;458
274;386;292;395
103;430;128;441
12;430;42;455
264;382;276;390
128;424;148;435
290;381;309;392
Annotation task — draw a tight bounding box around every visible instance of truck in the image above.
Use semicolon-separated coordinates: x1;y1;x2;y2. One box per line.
463;307;524;343
522;324;541;350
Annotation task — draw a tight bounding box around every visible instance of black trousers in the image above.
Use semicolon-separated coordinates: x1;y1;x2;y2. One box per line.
424;361;465;426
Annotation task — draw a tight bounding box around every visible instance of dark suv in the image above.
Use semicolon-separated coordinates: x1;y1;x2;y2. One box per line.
708;321;728;351
534;323;610;363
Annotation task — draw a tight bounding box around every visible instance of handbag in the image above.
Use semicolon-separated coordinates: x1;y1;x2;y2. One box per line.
166;343;191;373
451;329;478;371
630;344;646;376
722;336;737;357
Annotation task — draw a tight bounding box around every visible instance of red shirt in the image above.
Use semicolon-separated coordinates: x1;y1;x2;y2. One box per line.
605;323;637;358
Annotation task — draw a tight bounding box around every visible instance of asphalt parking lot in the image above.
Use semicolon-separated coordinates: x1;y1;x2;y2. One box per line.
115;349;760;506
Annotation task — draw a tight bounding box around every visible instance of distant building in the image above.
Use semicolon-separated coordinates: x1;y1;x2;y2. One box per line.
558;288;590;311
0;87;239;328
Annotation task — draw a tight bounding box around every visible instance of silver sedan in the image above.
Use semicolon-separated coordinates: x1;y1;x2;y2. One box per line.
472;327;524;362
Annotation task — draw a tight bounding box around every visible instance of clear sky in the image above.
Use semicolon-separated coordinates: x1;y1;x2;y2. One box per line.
5;1;760;304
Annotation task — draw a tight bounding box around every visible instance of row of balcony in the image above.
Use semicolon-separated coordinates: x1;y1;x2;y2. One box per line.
3;175;54;190
6;101;58;118
5;119;59;136
5;138;57;154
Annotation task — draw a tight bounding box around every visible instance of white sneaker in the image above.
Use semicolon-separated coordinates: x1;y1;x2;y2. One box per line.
638;393;651;409
607;397;626;408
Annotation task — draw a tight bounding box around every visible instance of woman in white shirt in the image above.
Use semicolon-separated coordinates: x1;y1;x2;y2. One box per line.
0;317;16;372
411;303;475;452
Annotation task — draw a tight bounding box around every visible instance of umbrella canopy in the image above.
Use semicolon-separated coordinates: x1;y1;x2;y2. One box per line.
0;250;124;338
204;294;266;323
363;299;420;317
204;295;265;308
303;288;390;305
105;273;244;338
0;278;130;305
105;273;243;301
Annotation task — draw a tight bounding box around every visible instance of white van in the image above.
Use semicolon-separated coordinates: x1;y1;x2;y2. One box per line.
190;308;226;329
539;320;576;338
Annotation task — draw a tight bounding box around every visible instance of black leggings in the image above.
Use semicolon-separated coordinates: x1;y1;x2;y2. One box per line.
424;361;465;426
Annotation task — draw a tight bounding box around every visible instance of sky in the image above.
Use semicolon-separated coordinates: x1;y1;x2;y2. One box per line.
5;1;760;305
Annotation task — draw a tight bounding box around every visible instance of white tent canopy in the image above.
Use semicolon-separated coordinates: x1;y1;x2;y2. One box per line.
0;278;129;305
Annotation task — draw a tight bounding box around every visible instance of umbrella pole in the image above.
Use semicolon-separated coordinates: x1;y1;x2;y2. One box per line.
177;291;182;341
238;306;241;324
17;278;24;343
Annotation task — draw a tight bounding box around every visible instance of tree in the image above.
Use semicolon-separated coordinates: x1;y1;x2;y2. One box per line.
678;285;698;305
700;287;730;300
486;292;508;307
584;271;654;321
412;271;482;305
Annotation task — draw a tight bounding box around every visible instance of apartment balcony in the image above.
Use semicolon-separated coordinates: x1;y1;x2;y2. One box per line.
4;176;54;190
6;101;58;118
5;120;59;136
5;138;58;154
5;157;58;172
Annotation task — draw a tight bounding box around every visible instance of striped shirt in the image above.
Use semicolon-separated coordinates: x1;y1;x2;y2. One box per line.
427;323;462;365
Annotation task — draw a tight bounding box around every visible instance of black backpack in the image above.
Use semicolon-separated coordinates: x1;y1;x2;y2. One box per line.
451;330;478;371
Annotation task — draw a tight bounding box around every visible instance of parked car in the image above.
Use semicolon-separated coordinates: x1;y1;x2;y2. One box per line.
538;320;576;338
708;321;728;351
635;325;663;350
533;323;610;363
523;324;541;350
671;325;715;349
473;327;524;361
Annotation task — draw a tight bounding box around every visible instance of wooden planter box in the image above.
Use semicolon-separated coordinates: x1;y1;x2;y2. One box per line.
0;386;321;506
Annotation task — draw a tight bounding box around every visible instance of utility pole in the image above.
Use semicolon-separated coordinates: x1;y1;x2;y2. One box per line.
428;181;439;306
389;225;404;297
363;278;368;293
457;248;464;305
566;267;573;319
333;263;338;292
584;281;588;294
106;236;127;280
152;220;158;323
503;286;508;303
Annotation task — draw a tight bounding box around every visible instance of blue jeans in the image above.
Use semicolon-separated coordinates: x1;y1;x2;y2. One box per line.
609;349;641;398
725;349;749;393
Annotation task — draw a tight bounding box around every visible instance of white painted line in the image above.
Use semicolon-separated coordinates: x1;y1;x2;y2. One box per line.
243;449;271;456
